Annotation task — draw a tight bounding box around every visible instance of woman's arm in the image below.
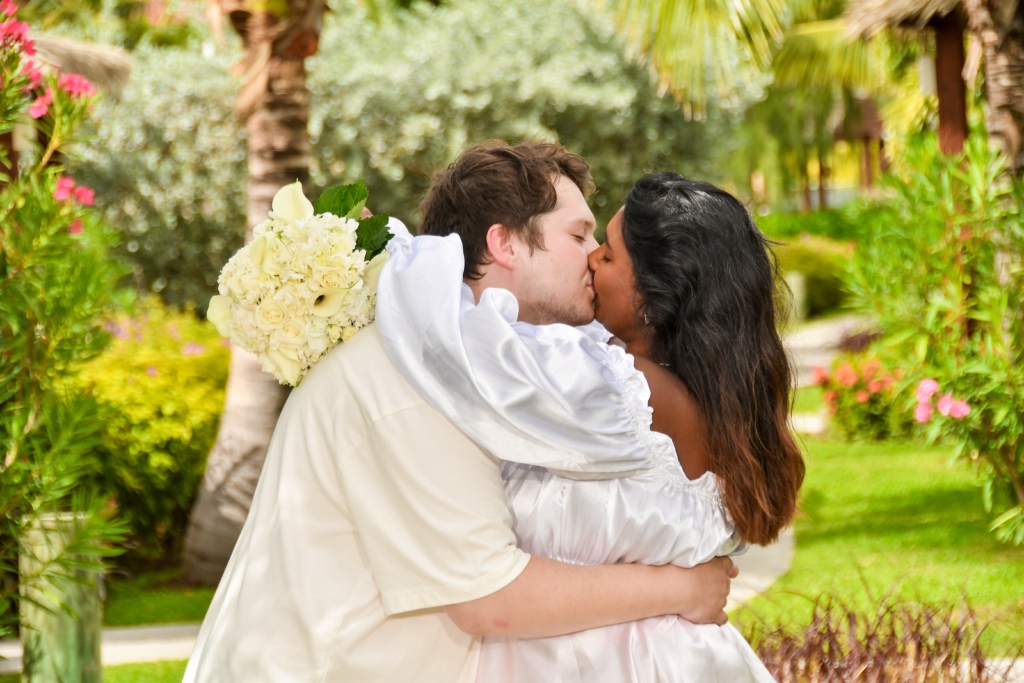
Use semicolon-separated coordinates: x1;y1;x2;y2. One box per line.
444;554;737;638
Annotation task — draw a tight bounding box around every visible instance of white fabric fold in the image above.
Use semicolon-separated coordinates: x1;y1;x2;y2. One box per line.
375;230;653;478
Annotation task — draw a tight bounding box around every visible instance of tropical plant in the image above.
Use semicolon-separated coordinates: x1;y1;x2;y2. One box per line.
812;356;911;439
0;6;126;638
602;0;784;112
846;134;1024;544
69;300;230;562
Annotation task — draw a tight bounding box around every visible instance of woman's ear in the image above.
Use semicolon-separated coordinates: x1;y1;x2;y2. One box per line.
485;223;516;270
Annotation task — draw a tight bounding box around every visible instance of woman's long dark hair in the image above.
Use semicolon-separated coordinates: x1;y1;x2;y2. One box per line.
621;173;804;545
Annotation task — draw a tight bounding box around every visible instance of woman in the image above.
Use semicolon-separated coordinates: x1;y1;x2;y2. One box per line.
474;173;805;682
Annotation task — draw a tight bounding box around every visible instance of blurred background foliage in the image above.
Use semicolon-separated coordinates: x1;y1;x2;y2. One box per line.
68;0;740;311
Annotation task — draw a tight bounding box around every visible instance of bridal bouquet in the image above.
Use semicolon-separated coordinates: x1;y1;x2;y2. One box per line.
207;181;393;386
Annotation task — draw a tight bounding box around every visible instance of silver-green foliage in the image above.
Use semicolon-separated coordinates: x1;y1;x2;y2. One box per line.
73;0;728;309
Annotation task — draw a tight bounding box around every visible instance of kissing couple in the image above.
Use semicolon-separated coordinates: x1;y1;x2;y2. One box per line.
184;140;805;682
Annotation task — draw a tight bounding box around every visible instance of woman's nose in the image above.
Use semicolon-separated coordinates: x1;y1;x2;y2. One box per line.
587;244;602;271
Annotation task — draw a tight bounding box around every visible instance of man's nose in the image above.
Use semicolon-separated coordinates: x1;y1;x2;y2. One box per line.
585;235;600;255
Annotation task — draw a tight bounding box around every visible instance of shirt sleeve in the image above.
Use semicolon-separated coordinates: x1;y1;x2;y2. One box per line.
339;403;531;616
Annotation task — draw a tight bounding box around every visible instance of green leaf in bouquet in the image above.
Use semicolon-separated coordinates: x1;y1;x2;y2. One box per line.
357;214;392;260
314;181;370;220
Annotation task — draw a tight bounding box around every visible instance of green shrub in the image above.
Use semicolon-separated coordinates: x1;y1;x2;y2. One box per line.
72;0;737;310
773;235;852;318
0;14;127;638
70;299;230;561
846;135;1024;544
814;356;913;440
758;202;894;242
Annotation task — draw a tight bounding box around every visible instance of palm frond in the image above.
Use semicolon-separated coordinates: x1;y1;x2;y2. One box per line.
772;19;888;91
604;0;786;110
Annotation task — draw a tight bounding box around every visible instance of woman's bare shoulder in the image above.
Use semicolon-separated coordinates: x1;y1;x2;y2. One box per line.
631;356;710;479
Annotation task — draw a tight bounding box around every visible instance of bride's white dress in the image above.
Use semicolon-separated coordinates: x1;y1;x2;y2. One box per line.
375;230;776;683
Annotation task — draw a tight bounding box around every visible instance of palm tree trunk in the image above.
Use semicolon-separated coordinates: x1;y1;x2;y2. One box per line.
962;0;1024;168
182;39;311;585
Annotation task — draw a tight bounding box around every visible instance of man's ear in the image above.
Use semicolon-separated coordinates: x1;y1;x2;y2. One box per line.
485;223;517;270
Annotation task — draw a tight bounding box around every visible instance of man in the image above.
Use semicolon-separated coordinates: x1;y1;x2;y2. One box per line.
184;140;736;682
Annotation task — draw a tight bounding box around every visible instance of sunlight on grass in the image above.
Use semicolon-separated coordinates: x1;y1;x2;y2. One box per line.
104;568;214;626
733;438;1024;655
0;659;188;683
793;385;823;413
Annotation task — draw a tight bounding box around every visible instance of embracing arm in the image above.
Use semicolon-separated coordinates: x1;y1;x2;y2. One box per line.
444;554;737;638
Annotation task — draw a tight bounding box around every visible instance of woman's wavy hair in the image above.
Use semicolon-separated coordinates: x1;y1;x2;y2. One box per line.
621;173;804;545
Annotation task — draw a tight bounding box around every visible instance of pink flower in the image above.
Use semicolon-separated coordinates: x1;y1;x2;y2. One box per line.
0;1;17;17
914;402;934;424
146;366;158;377
181;342;206;357
28;91;51;118
950;400;971;419
855;390;870;404
866;379;883;394
57;73;96;98
53;176;75;200
862;358;880;380
822;390;837;405
835;364;858;387
937;394;955;416
68;219;83;235
20;59;41;90
812;366;830;386
73;186;95;206
916;378;940;403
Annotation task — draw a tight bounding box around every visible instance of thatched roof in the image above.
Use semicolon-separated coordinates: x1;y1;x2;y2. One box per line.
31;35;132;95
846;0;960;38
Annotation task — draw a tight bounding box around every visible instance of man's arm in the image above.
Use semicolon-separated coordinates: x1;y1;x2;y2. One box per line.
444;555;737;638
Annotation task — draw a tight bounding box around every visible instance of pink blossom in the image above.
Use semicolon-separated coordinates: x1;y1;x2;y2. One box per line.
812;366;830;386
0;18;29;43
855;390;870;404
835;364;858;387
866;379;883;394
73;186;95;206
937;394;955;416
822;390;837;405
0;1;17;17
68;219;83;235
950;400;971;419
57;73;96;98
20;59;41;90
914;402;934;424
146;366;158;377
916;378;940;403
28;91;51;118
182;342;206;356
104;321;129;340
53;176;75;200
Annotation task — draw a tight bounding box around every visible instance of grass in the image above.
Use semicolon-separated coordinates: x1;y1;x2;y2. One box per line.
733;437;1024;655
104;567;214;627
793;385;823;413
0;660;187;683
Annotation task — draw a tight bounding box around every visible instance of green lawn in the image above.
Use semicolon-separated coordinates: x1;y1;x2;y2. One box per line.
793;384;823;413
733;437;1024;655
0;659;187;683
104;568;214;627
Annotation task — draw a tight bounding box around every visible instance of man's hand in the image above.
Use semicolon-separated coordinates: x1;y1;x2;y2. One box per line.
444;555;738;639
670;556;737;626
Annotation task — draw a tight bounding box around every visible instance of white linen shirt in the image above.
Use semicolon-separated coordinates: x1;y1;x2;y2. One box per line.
183;323;530;683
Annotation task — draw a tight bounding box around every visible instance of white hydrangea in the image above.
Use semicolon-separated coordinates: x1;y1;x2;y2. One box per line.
207;182;389;386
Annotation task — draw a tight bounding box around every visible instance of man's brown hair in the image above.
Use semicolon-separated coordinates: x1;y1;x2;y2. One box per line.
417;140;594;279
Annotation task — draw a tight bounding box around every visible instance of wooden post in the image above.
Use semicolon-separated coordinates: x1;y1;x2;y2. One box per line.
818;147;829;210
20;514;102;683
934;12;968;155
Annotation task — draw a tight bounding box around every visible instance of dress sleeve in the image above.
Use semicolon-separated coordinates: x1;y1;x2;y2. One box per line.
339;403;531;616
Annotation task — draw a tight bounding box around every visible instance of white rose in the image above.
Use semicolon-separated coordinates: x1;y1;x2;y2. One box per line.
256;300;286;330
207;295;232;337
272;319;306;347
